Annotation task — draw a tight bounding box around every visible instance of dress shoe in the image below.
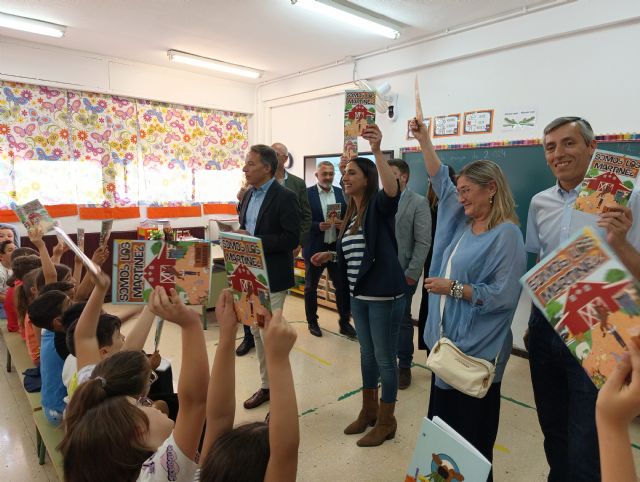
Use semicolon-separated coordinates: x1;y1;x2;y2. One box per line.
243;388;270;409
399;367;412;390
308;322;323;337
339;321;357;339
235;338;255;357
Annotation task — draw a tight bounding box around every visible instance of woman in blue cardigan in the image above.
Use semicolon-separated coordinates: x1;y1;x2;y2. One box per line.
312;125;406;447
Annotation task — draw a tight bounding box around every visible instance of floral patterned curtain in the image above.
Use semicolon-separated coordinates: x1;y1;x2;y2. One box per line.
0;80;249;215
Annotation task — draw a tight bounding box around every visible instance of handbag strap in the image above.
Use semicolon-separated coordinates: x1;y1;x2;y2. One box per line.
437;230;507;366
439;233;464;337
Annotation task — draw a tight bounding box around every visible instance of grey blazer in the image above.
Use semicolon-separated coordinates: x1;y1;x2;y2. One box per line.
395;189;432;281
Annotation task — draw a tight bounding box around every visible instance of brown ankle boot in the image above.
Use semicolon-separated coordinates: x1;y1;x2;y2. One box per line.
357;400;397;447
344;388;378;434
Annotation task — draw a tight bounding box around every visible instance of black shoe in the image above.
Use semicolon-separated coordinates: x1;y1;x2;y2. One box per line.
236;338;255;356
308;322;323;337
339;321;357;339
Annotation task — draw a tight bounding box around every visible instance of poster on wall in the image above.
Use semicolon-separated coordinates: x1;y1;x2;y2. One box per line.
407;118;431;140
502;108;537;130
433;114;461;137
463;110;494;134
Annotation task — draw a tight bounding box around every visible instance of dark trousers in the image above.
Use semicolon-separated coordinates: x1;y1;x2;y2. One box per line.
528;306;600;482
304;252;350;325
397;282;418;368
428;375;501;482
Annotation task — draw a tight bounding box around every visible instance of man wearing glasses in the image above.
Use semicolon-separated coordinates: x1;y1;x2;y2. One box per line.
525;117;640;481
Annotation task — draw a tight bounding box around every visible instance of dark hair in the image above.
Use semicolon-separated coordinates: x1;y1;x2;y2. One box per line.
16;269;39;326
428;165;456;209
66;313;122;356
200;422;270;482
11;246;38;261
28;290;68;331
339;157;379;237
543;116;594;145
250;144;278;177
35;264;72;291
0;240;14;254
40;280;75;295
11;254;41;280
388;158;410;180
60;351;153;482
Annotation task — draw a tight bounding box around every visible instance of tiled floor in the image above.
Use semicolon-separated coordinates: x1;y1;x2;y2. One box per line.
1;295;639;481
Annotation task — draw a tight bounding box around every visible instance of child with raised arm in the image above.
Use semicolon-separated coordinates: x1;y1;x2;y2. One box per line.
200;290;299;482
60;284;209;482
596;339;640;482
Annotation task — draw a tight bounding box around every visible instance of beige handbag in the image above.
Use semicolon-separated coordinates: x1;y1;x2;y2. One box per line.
425;234;498;399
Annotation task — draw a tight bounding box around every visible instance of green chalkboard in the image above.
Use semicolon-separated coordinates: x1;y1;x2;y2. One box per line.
402;141;640;239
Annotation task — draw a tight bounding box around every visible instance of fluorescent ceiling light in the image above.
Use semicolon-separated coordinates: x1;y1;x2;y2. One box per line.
167;50;262;79
0;11;66;38
293;0;400;39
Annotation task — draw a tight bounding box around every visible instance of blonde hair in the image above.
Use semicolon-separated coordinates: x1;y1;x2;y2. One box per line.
458;160;519;230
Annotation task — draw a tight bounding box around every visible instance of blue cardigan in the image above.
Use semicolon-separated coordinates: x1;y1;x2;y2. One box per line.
337;188;406;298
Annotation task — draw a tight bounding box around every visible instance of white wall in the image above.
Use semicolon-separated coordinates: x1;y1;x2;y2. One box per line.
260;0;640;348
0;36;256;234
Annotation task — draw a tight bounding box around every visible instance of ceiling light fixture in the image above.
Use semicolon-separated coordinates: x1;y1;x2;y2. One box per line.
167;50;262;79
291;0;401;40
0;11;66;38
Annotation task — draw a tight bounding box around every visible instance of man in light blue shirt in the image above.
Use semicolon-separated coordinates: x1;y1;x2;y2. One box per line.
525;116;640;482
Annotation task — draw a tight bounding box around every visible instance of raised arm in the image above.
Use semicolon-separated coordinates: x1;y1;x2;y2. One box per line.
148;287;208;461
121;305;155;351
74;270;111;370
28;226;57;284
74;245;109;301
596;340;640;482
362;124;397;198
409;118;441;178
200;289;239;462
263;308;299;482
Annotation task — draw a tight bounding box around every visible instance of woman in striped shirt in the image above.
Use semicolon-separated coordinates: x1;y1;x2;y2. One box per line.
311;125;407;447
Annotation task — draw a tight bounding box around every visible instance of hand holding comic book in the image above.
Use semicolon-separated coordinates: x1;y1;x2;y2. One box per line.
91;245;110;266
263;308;296;361
310;251;332;267
598;205;633;250
362;124;382;153
148;286;200;328
409;118;430;144
216;289;240;340
27;224;46;249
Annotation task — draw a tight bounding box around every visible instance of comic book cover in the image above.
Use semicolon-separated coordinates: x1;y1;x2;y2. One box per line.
574;149;640;214
326;203;342;224
521;227;640;388
344;90;376;157
11;199;56;233
112;240;212;305
405;417;491;482
219;232;271;327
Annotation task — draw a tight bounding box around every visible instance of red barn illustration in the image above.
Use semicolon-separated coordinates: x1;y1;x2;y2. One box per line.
347;104;375;122
228;264;268;297
555;279;632;336
143;244;177;291
583;172;632;196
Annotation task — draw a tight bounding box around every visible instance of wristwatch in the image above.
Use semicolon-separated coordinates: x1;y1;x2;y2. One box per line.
329;251;338;263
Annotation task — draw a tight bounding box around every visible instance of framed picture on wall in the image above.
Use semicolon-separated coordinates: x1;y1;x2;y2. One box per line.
463;110;494;134
433;114;461;137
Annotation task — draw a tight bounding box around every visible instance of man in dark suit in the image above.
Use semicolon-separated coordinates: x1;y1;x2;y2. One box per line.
303;161;356;338
272;142;311;257
235;144;300;409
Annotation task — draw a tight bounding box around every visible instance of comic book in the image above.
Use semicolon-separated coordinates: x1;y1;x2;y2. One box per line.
326;203;342;224
521;227;640;388
219;232;271;327
405;417;491;482
11;199;56;233
574;149;640;214
99;219;113;247
112;240;212;305
344;90;376;157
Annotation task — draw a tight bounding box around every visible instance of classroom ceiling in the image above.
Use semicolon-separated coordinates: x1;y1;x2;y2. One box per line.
0;0;571;83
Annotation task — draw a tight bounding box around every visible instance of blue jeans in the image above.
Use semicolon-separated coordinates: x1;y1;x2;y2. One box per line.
397;282;418;368
528;306;600;482
44;407;63;426
350;296;405;403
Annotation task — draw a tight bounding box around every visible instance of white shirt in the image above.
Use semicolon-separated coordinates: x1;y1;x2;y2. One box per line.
317;184;337;244
138;433;198;482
